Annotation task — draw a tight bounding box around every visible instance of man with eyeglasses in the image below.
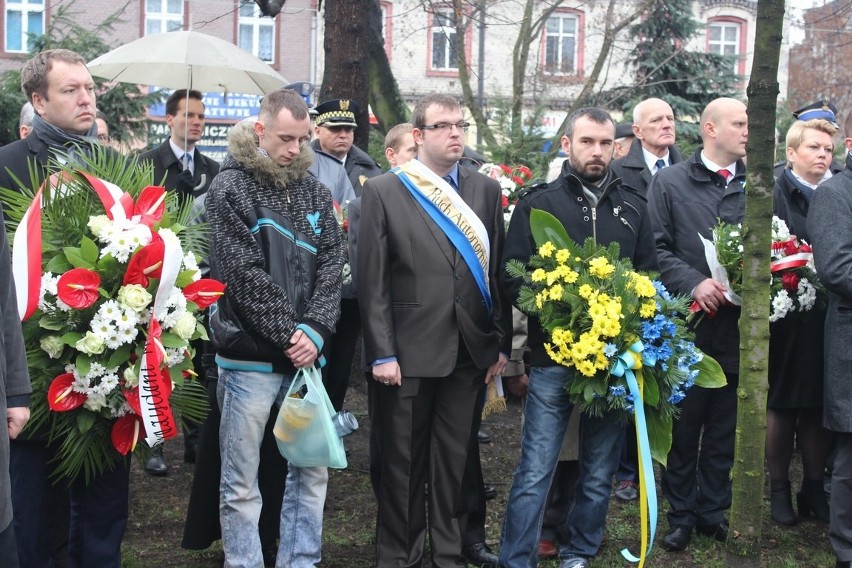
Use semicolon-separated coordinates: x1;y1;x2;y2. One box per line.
357;94;510;567
206;88;344;568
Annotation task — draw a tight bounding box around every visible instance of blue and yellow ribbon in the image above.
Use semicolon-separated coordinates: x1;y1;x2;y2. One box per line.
611;342;658;568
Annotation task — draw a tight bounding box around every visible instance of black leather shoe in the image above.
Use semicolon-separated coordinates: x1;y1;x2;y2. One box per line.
144;448;168;476
661;525;692;552
696;520;729;542
483;484;497;501
477;430;491;444
462;542;498;567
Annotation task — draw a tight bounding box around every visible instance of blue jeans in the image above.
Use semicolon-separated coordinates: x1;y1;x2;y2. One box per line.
218;368;328;568
499;366;623;567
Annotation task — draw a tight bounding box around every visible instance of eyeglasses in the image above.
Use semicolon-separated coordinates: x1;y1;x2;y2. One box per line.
419;121;470;132
97;134;111;143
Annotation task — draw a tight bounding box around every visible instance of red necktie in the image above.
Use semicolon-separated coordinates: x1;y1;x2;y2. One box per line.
717;168;731;183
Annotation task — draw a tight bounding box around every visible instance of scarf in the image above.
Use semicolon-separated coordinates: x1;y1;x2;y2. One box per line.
31;114;98;165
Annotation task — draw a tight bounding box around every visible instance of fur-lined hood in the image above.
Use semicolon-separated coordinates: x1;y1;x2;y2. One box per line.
222;118;314;188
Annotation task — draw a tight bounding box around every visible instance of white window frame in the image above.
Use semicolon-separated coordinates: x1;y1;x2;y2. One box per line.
708;21;741;65
238;2;276;63
430;10;458;71
5;0;44;53
144;0;184;36
543;13;578;76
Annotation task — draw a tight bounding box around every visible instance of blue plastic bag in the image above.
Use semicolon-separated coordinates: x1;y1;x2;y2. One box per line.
273;366;348;469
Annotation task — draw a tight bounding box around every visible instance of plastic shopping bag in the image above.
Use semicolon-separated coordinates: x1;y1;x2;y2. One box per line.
273;366;348;469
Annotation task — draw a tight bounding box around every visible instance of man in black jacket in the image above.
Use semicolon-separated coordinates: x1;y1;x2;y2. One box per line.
611;97;684;195
140;89;220;203
499;108;658;568
646;97;748;552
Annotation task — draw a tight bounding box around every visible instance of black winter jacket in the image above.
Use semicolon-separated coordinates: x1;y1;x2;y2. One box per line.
207;123;344;373
500;160;659;366
611;137;685;196
646;147;745;374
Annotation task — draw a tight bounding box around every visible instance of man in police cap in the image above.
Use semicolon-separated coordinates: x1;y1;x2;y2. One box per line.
311;98;382;195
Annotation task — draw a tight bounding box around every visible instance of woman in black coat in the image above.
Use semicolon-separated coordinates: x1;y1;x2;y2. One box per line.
768;118;836;526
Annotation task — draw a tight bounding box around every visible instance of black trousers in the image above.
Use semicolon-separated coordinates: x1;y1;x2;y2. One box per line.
0;522;20;568
830;432;852;562
323;298;361;411
458;385;487;546
374;366;482;568
662;373;739;528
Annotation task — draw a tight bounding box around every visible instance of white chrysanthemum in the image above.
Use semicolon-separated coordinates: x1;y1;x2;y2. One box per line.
158;287;188;327
165;347;187;368
111;400;132;418
114;308;139;331
97;300;122;321
72;373;91;394
104;331;124;350
770;290;793;322
96;372;120;396
183;251;201;281
117;326;139;345
90;315;113;338
38;273;59;309
798;279;817;311
87;362;106;378
83;392;107;412
772;216;791;240
499;177;516;192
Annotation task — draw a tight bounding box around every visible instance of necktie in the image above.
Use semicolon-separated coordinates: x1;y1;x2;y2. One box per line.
717;168;732;183
443;175;458;192
182;153;194;175
654;159;666;173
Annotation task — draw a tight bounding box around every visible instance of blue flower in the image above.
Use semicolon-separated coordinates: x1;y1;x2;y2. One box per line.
609;385;627;397
667;389;686;404
604;343;618;357
653;280;672;300
642;321;661;341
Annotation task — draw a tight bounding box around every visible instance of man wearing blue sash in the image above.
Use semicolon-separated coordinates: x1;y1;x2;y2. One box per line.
357;94;511;567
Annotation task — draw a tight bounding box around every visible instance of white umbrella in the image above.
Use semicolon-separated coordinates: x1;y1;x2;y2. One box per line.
87;30;287;96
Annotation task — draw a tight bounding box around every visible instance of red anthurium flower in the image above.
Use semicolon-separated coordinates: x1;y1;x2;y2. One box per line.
133;186;167;227
56;268;101;309
48;373;87;411
111;414;144;455
123;239;165;286
123;386;142;416
783;239;799;257
781;271;800;292
501;195;509;208
182;279;226;309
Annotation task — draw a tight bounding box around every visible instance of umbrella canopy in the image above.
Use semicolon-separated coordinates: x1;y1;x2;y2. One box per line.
87;30;287;95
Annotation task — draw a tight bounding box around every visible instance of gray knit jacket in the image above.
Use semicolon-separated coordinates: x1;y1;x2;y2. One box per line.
206;121;344;372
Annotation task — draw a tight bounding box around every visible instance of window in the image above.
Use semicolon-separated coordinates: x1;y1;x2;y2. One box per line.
707;18;745;75
5;0;44;53
238;2;275;63
145;0;184;35
544;13;578;75
430;11;458;71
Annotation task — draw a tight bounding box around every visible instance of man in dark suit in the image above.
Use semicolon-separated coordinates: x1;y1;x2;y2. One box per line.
139;89;219;475
611;97;684;195
1;48;130;568
357;94;510;567
140;89;220;203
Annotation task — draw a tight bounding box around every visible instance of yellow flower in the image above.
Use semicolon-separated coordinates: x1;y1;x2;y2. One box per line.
588;257;615;278
640;300;657;318
539;242;556;258
577;360;597;377
629;272;657;298
556;249;570;264
557;265;579;283
546;270;560;285
549;284;564;300
536;291;546;309
578;284;594;299
531;268;547;282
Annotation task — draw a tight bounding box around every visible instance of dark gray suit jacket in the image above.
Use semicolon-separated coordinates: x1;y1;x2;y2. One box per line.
139;141;219;201
611;137;684;195
357;166;511;377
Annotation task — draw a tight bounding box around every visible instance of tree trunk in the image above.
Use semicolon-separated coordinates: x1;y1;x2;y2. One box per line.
366;0;410;131
320;0;371;149
726;0;785;564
